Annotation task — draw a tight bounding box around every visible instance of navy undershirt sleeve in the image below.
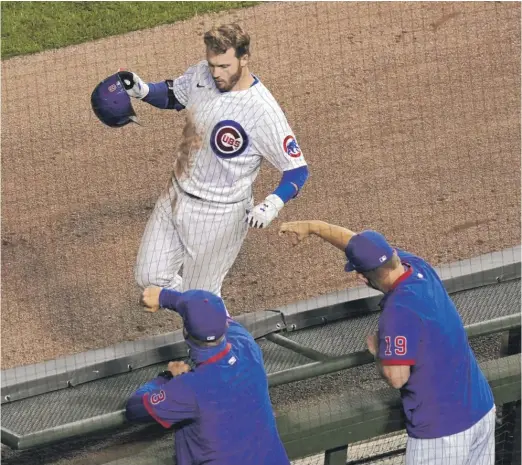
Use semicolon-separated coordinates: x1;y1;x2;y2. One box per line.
142;81;185;111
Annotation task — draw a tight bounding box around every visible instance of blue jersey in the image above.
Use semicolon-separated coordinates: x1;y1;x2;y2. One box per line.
125;319;290;465
377;249;494;439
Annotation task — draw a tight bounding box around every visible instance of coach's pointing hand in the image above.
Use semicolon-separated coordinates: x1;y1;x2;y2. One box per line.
140;286;162;313
279;221;317;246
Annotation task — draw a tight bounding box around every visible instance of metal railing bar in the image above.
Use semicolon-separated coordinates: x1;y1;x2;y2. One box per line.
268;313;521;388
2;314;520;451
266;332;331;361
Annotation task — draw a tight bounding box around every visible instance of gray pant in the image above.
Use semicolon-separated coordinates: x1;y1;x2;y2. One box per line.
406;406;496;465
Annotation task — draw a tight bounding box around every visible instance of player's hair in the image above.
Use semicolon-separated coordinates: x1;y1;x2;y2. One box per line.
203;23;250;58
362;252;401;283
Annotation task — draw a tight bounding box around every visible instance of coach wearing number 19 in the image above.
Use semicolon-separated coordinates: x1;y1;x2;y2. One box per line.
279;221;496;465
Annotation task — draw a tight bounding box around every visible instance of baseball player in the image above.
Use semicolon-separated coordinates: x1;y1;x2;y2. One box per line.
126;286;291;465
279;221;496;465
119;23;309;297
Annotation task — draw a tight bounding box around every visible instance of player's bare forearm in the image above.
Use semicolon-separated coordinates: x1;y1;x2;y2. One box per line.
279;220;356;249
373;357;410;389
310;221;357;251
367;333;391;386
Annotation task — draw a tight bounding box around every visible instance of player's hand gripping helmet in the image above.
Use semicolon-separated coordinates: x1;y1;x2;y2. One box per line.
91;73;139;127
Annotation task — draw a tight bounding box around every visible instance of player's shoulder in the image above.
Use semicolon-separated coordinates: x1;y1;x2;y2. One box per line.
194;60;210;72
382;293;417;313
395;248;423;263
226;319;258;345
226;318;251;337
248;91;293;133
243;78;280;109
382;287;427;320
161;373;197;399
396;248;435;268
179;60;210;80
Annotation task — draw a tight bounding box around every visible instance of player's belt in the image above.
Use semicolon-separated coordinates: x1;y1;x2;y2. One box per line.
173;177;249;204
184;191;203;201
172;177;203;201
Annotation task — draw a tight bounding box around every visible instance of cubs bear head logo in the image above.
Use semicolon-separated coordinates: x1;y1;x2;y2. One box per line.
283;135;302;158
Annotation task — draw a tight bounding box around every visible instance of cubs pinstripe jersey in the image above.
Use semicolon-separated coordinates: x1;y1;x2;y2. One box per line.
171;61;307;203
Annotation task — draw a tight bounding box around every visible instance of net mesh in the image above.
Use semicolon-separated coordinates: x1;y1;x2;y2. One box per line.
1;2;520;465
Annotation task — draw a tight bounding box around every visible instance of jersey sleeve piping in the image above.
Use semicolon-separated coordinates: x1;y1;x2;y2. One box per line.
380;358;416;366
142;393;173;428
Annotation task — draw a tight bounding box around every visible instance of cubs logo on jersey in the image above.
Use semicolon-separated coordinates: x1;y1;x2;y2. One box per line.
283;135;302;158
210;120;249;159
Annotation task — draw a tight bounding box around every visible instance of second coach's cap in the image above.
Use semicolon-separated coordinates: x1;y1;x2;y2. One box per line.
344;230;394;273
160;289;228;342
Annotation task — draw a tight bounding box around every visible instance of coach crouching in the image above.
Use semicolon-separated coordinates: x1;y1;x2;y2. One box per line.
125;287;290;465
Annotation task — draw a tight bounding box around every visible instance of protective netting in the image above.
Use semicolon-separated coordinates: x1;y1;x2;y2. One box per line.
289;403;521;465
291;400;521;465
2;0;520;369
1;2;521;465
2;401;519;465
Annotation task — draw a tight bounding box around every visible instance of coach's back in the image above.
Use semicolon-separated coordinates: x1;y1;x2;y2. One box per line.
125;289;290;465
382;248;494;439
175;319;289;465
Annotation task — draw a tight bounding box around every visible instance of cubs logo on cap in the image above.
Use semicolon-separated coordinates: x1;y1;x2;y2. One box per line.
210;120;249;159
283;135;302;158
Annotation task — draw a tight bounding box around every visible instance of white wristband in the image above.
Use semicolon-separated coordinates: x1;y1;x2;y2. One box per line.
265;194;284;212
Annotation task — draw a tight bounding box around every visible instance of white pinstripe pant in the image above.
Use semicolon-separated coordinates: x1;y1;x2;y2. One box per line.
406;406;496;465
134;179;253;299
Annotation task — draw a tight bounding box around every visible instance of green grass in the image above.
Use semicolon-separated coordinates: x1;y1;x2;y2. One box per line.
1;1;258;59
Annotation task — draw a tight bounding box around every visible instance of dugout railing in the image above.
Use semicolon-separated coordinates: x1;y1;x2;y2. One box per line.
5;353;517;465
1;247;521;464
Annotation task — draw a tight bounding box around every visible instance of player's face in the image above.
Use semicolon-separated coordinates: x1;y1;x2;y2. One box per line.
207;47;247;92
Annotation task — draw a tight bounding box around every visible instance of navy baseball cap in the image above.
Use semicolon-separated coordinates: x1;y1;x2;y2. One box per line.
344;230;394;273
162;289;228;342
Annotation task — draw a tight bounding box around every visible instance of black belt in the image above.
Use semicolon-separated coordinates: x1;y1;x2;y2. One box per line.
185;191;203;200
173;177;203;200
173;178;249;204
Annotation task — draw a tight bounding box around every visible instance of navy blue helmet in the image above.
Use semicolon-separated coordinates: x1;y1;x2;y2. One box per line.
91;73;138;128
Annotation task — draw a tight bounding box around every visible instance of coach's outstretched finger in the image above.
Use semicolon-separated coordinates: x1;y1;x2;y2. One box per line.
279;221;314;246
